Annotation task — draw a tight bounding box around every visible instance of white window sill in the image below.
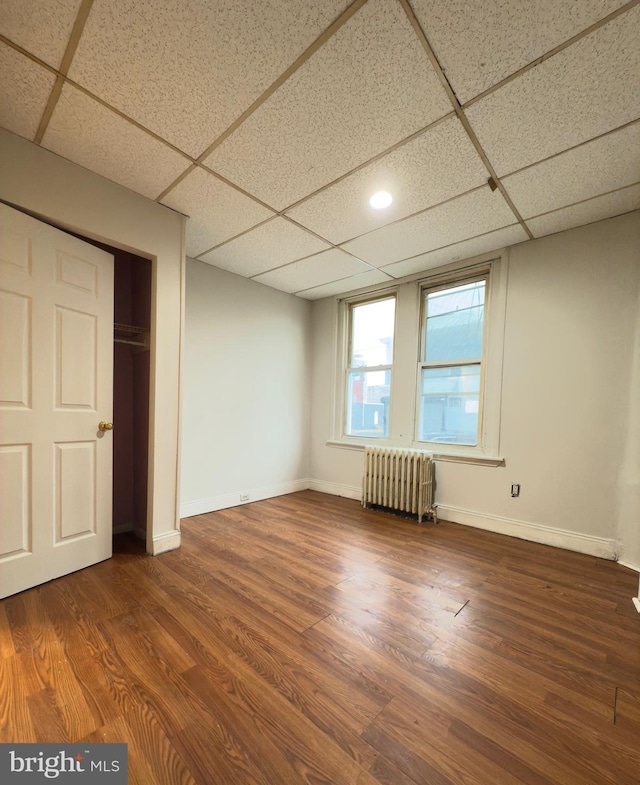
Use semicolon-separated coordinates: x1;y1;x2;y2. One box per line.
432;453;505;467
325;439;505;466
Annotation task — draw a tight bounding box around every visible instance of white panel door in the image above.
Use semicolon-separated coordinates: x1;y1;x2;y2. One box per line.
0;203;114;598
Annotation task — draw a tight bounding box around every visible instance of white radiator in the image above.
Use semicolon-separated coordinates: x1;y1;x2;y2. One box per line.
362;447;437;524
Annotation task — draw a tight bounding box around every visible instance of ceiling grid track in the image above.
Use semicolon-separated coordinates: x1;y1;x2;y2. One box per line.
192;110;639;261
155;0;370;205
6;6;631;238
498;117;640;180
462;0;640;110
33;0;95;144
1;0;637;297
279;111;456;213
191;110;458;253
193;215;280;260
194;179;490;262
1;34;193;163
399;0;534;240
526;180;640;223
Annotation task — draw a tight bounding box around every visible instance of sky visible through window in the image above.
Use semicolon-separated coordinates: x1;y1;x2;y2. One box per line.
351;297;395;368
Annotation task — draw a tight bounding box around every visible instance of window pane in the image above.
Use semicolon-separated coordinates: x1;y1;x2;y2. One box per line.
351;298;395;368
424;281;485;362
418;365;480;445
346;370;390;438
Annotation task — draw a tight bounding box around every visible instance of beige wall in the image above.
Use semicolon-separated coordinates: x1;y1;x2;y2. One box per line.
180;259;311;516
0;128;185;554
309;211;640;563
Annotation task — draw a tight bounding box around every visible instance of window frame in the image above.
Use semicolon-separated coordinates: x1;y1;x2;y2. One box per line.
330;254;507;464
343;292;397;440
416;273;489;448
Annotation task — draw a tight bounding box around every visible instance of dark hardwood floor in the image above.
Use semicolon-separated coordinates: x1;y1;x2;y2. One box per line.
2;490;639;784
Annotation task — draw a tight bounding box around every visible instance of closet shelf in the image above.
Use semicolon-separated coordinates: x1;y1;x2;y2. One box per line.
114;323;147;334
114;323;150;350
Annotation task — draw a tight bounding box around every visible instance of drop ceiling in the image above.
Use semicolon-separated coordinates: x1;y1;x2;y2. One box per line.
1;0;638;299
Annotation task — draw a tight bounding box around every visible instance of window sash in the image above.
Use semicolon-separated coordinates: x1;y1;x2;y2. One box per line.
417;362;482;446
344;295;396;439
347;295;396;366
417;275;487;446
345;368;392;438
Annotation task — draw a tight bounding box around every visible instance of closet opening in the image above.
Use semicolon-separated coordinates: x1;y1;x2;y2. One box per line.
73;236;152;544
112;250;152;542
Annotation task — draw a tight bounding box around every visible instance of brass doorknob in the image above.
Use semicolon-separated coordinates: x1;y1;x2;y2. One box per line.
98;421;114;431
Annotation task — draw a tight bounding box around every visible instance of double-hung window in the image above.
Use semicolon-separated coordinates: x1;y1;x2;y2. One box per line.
345;295;396;438
337;260;504;459
417;277;486;446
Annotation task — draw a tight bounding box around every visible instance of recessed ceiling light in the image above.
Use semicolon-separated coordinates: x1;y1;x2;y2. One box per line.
370;191;392;209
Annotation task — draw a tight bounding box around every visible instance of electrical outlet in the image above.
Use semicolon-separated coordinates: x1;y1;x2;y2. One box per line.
510;484;520;498
240;493;250;502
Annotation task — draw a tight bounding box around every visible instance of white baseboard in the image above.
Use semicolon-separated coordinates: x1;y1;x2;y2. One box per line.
617;558;640;573
180;479;309;519
180;478;619;563
308;484;616;559
437;504;617;560
616;562;640;612
152;529;181;555
307;479;361;501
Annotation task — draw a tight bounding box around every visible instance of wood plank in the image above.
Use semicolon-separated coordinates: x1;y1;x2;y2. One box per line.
425;630;616;728
0;655;37;742
364;723;455;785
114;559;383;769
84;706;197;785
0;492;638;785
0;604;15;659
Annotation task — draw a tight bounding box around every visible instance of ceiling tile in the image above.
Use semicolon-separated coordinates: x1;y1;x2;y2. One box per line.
42;83;189;199
380;224;528;278
286;115;489;244
527;184;640;237
253;248;373;293
68;0;351;157
503;122;640;219
0;44;55;141
204;0;452;210
198;217;331;278
161;168;275;258
297;269;394;300
342;187;516;266
410;0;629;104
464;5;640;176
0;0;81;68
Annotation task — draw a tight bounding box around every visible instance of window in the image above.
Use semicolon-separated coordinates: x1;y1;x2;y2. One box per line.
335;258;506;461
345;296;395;438
418;278;486;446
